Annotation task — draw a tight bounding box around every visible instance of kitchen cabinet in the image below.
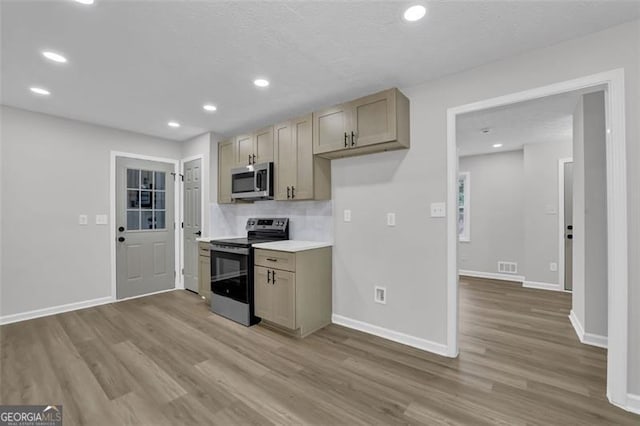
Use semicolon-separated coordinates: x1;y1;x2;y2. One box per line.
235;126;274;166
313;88;410;159
217;139;235;204
254;247;332;337
197;242;211;303
274;114;331;201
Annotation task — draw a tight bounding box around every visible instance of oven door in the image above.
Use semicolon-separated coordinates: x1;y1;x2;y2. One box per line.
210;245;249;303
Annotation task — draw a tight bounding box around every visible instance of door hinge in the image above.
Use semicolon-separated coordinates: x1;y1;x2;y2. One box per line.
181;222;184;229
181;268;184;275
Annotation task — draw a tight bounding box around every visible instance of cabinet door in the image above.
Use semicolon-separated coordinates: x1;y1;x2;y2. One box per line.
274;121;295;200
218;139;235;204
313;104;350;155
254;266;272;320
254;126;274;164
292;114;314;200
271;269;296;329
235;134;254;166
349;89;396;148
198;255;211;302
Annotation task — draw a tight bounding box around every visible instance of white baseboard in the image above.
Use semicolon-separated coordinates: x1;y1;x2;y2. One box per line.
523;280;563;292
459;269;524;283
568;310;608;349
117;287;177;302
0;296;114;325
626;393;640;415
331;314;450;357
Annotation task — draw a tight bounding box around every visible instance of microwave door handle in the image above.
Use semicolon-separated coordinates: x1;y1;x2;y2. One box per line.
255;172;262;192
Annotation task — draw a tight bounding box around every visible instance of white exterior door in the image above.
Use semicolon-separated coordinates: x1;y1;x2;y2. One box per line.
116;157;175;299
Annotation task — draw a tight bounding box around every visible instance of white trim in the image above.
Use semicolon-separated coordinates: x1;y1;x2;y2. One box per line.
569;310;608;349
179;154;206;291
332;314;450;357
447;69;628;407
625;394;640;415
523;280;564;292
558;157;573;292
0;296;113;325
459;270;524;283
110;151;181;302
115;287;177;302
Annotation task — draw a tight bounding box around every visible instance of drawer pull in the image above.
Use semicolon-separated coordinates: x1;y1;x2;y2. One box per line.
266;258;278;262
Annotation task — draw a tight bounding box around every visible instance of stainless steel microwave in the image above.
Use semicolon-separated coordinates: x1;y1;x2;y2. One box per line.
231;162;274;200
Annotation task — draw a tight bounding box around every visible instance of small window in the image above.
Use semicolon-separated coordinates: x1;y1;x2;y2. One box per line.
458;172;470;242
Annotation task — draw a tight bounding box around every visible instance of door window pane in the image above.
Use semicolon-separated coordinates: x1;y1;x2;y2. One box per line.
155;172;165;190
154;211;165;229
140;191;152;209
141;210;154;229
141;170;153;189
127;211;140;230
127;190;140;208
127;169;139;189
154;191;165;209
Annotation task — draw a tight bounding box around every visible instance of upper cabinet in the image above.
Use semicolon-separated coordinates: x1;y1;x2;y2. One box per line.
218;139;235;204
274;114;331;201
313;88;410;159
235;126;274;166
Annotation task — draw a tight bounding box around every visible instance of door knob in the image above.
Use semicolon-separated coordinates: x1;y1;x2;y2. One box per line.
118;237;125;242
118;226;125;232
194;231;202;236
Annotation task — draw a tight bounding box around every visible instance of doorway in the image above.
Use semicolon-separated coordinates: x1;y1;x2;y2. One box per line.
559;158;574;292
446;69;629;407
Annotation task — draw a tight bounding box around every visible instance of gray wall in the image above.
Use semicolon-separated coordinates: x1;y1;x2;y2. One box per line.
331;20;639;392
523;139;573;284
458;150;525;275
0;106;181;317
572;92;608;337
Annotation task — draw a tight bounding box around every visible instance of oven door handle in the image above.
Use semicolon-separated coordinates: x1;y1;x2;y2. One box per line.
211;246;249;256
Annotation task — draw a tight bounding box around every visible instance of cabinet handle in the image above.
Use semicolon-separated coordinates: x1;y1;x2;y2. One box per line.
266;258;278;262
272;271;276;284
351;131;356;146
267;270;271;283
248;154;252;165
287;186;291;199
252;154;256;164
291;186;295;198
344;132;348;147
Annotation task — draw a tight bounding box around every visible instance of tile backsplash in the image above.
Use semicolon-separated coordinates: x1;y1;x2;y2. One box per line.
210;200;333;242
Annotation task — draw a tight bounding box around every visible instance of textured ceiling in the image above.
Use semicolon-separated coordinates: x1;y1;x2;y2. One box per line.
1;0;639;141
456;88;605;157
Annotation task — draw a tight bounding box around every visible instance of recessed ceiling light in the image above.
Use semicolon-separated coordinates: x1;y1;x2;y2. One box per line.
403;5;427;22
74;0;95;5
168;121;181;128
42;51;68;64
30;87;51;96
253;78;270;88
203;104;217;112
492;143;503;148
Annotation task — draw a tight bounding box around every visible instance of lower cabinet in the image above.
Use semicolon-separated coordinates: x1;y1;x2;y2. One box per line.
254;247;332;337
197;242;211;303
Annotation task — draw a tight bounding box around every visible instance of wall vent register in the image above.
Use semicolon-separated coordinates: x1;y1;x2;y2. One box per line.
498;261;518;274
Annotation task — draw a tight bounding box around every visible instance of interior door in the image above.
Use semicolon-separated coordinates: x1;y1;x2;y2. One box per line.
564;161;574;291
183;158;202;293
116;157;175;299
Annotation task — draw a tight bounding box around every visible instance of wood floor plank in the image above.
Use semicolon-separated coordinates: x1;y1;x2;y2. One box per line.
2;280;639;425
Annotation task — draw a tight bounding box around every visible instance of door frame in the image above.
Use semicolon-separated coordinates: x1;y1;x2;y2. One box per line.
446;69;628;407
179;154;207;290
558;157;574;292
110;151;180;300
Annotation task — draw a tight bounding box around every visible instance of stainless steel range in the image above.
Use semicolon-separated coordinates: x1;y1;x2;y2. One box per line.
209;218;289;326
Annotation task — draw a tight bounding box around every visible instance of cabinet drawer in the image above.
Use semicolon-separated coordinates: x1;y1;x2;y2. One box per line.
198;243;210;257
255;249;295;272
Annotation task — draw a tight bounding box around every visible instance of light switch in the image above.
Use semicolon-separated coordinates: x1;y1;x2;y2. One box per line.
387;213;396;226
78;214;88;225
430;202;446;218
343;209;351;222
96;214;108;225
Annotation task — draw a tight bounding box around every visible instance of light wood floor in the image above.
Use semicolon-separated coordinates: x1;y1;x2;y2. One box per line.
1;278;638;425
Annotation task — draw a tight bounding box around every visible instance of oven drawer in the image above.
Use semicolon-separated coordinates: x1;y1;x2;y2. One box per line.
255;249;296;272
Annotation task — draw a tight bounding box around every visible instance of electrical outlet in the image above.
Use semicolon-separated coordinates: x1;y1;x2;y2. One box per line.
387;213;396;226
550;262;558;272
343;209;351;222
374;286;387;304
78;214;88;225
430;202;446;218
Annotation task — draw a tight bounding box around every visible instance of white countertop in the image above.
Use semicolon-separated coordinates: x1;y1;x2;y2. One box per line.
252;240;332;252
196;235;243;242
